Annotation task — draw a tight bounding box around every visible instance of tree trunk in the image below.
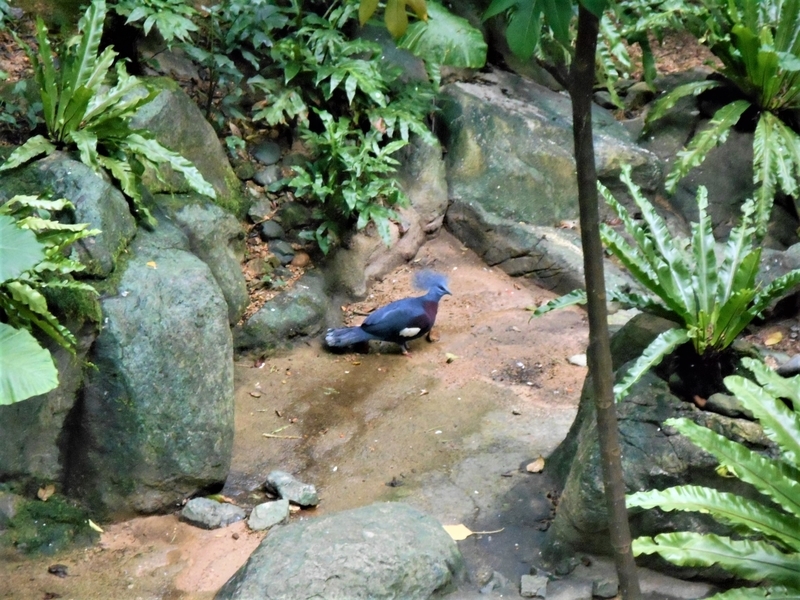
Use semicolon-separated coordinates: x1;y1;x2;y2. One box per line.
569;5;641;599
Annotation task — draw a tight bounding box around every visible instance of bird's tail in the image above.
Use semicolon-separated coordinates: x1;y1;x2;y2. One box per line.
325;327;374;347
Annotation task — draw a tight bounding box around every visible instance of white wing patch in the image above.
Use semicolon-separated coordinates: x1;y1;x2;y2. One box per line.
399;327;421;338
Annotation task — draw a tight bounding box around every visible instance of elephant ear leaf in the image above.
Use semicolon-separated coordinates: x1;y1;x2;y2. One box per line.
0;214;45;281
0;322;58;405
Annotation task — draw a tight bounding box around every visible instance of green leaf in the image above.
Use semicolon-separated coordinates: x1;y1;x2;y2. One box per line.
0;135;56;171
398;1;488;68
690;187;717;316
541;0;572;47
645;80;722;129
666;100;751;193
505;0;542;60
483;0;520;21
711;586;800;600
0;322;58;405
529;289;587;317
580;0;607;18
0;214;45;282
633;532;800;587
741;356;800;407
614;328;689;401
628;485;800;551
69;0;107;90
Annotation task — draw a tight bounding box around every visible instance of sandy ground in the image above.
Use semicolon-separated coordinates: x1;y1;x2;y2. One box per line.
1;231;593;599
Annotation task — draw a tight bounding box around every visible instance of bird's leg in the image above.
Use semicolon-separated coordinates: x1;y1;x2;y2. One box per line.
400;342;411;356
426;329;439;343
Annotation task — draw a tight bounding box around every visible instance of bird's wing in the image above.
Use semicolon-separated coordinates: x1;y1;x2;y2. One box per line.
361;299;428;338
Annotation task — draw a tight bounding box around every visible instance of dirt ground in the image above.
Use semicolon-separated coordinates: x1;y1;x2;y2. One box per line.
1;231;594;599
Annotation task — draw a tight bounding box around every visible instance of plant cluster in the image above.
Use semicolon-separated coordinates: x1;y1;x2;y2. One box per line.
628;358;800;598
0;195;98;405
1;0;215;225
534;166;800;400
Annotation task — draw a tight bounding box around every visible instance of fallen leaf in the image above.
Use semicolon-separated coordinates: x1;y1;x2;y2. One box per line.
37;484;55;501
445;353;458;363
146;261;157;269
88;519;104;533
249;391;262;398
765;331;783;346
526;457;545;473
420;389;429;396
693;395;707;408
443;524;505;541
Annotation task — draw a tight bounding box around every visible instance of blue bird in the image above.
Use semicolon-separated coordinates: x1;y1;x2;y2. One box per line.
325;271;451;354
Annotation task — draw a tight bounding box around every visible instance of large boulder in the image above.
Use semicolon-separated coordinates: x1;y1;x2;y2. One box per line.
0;152;137;277
544;314;773;564
439;68;662;229
68;219;234;518
131;77;246;217
216;502;467;600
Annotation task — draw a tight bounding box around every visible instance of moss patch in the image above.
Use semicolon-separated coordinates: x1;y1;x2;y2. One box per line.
2;494;99;555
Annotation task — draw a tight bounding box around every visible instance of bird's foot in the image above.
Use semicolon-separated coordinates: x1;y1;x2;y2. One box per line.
426;330;439;343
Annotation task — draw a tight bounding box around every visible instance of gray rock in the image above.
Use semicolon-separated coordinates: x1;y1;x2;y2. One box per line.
248;198;273;223
520;574;547;598
705;393;753;419
264;470;319;506
777;354;800;376
396;135;449;232
70;222;234;518
247;499;289;531
567;354;587;367
257;220;284;241
274;201;313;230
546;579;593;600
0;151;136;277
592;576;619;598
0;492;23;528
131;77;245;217
182;498;245;529
268;239;295;265
159;195;248;324
439;68;661;230
233;272;329;355
479;570;508;594
253;165;280;187
251;141;282;166
215;502;466;600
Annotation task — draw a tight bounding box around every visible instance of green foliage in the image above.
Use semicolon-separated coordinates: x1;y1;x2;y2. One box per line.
110;0;199;45
534;166;800;400
646;0;800;236
0;195;99;405
628;358;800;597
3;493;99;554
1;0;214;225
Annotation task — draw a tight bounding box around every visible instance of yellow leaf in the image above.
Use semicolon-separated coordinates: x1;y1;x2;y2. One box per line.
526;457;545;473
443;524;505;541
88;519;104;533
37;484;55;501
358;0;379;25
406;0;428;21
445;353;458;363
764;331;783;346
443;524;474;541
385;0;409;38
146;261;157;269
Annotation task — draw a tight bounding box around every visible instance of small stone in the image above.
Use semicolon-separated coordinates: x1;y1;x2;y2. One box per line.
274;202;313;230
234;161;256;181
777;354;800;377
181;498;246;529
480;570;507;594
258;220;285;241
252;141;282;166
567;354;587;367
48;564;69;578
290;251;310;268
705;393;753;419
592;576;619;599
253;165;281;187
269;240;296;266
248;199;274;223
546;578;593;600
520;574;547;598
265;471;319;507
248;499;290;531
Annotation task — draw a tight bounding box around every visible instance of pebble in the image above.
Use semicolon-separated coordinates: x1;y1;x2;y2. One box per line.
248;499;290;531
180;497;246;529
568;354;587;367
520;574;547;598
252;141;282;166
777;354;800;377
265;471;319;507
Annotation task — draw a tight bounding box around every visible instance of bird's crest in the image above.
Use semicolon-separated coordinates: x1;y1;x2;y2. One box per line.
413;270;448;292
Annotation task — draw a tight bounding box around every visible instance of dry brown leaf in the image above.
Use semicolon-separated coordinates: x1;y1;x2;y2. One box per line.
764;331;783;346
37;484;55;501
526;457;545;473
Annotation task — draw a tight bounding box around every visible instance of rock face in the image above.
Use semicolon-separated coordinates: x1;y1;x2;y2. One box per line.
216;502;466;600
69;221;234;518
131;77;245;217
544;314;774;559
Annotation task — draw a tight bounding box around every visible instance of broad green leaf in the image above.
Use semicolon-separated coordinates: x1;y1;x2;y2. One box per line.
645;80;721;129
724;374;800;465
69;0;106;90
541;0;572;47
0;322;58;405
483;0;519;21
359;0;379;25
0;135;56;171
711;586;800;600
633;532;800;587
399;1;488;68
690;187;717;315
0;214;45;282
530;289;587;317
505;0;542;60
32;18;58;130
667;418;800;518
385;0;409;38
614;328;689;401
628;485;800;551
742;356;800;407
6;280;48;315
580;0;607;17
666;100;751;193
749;269;800;318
